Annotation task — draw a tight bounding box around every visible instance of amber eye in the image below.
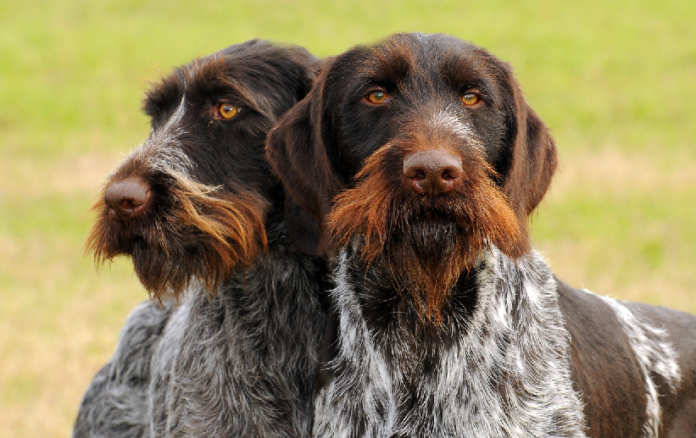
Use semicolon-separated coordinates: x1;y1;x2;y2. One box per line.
365;90;389;105
462;93;479;106
217;103;239;119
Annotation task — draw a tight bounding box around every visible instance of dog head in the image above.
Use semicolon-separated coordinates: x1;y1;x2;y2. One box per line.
87;40;318;300
267;33;556;322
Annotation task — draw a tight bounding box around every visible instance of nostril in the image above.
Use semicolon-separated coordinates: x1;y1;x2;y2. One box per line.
441;165;462;180
121;199;137;210
406;168;427;180
104;176;151;220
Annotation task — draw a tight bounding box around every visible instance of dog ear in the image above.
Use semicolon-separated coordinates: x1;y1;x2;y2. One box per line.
503;77;558;220
266;64;344;223
279;46;322;103
283;193;322;255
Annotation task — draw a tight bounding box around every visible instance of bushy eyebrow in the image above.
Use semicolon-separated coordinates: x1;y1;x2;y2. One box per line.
439;55;482;85
144;58;269;120
353;42;414;87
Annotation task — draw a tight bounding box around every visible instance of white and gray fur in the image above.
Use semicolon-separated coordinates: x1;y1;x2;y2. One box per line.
262;33;696;437
73;301;173;438
595;294;682;438
313;245;686;438
74;221;329;438
73;40;328;438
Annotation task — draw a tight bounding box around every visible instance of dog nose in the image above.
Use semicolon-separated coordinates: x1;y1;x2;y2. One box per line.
403;150;462;196
104;176;151;220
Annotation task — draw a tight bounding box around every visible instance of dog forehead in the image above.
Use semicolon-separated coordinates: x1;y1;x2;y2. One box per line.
184;56;263;108
336;34;498;89
143;55;273;122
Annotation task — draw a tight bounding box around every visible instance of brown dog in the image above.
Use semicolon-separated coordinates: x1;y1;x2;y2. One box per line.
268;33;696;437
75;40;329;438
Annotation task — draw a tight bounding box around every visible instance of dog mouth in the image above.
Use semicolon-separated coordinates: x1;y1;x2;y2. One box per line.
327;151;528;323
401;200;460;222
379;187;475;233
363;203;475;326
86;173;269;299
396;213;461;255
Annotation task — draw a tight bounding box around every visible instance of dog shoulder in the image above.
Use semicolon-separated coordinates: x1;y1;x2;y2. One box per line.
623;300;696;434
623;300;696;354
556;280;696;437
556;281;649;437
73;300;172;438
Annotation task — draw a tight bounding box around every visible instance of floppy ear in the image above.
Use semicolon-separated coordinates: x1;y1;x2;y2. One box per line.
265;65;344;222
503;76;558;221
272;44;322;105
284;193;322;255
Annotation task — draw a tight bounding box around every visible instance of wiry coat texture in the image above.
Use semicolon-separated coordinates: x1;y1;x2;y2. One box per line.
266;33;696;437
315;246;586;437
146;219;328;437
75;223;328;438
74;40;330;438
74;301;172;438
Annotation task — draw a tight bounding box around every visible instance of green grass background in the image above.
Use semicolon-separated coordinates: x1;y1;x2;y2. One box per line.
1;0;695;436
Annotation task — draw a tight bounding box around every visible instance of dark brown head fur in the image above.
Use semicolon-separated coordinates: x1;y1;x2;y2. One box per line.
88;40;318;300
267;33;556;323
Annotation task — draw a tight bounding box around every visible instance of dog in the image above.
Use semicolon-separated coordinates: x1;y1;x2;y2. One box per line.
74;40;329;438
267;33;696;437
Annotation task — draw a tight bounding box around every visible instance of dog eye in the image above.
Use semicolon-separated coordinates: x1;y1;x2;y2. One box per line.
365;91;390;105
462;93;480;106
217;103;239;119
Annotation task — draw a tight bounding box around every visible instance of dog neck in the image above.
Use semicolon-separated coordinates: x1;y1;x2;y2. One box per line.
316;245;587;437
154;210;330;437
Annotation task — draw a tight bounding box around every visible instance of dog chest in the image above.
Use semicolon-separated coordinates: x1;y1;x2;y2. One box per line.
314;248;588;438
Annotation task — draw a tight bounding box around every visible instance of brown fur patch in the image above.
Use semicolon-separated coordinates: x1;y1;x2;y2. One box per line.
266;33;557;324
328;140;528;324
86;174;268;300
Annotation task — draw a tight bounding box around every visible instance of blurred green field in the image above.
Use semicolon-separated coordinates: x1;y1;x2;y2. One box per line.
1;0;694;436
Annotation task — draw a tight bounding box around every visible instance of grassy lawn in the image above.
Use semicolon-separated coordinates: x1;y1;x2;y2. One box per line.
1;0;694;436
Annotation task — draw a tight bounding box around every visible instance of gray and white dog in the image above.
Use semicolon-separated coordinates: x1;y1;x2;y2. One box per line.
74;40;329;438
267;33;696;438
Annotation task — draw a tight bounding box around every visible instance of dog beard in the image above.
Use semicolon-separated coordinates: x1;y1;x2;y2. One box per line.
327;144;529;325
378;215;478;324
87;174;269;300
